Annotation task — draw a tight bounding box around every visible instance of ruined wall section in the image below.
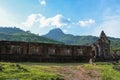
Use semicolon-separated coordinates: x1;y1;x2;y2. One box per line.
0;41;92;62
92;31;112;61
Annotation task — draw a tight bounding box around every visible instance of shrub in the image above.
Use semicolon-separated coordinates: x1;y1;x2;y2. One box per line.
0;65;4;71
113;65;120;71
16;64;28;72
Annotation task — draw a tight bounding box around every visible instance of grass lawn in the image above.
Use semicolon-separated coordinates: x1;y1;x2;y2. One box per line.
0;62;120;80
0;62;61;80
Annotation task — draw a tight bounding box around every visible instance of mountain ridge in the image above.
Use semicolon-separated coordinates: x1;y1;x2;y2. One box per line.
0;27;63;44
43;28;120;48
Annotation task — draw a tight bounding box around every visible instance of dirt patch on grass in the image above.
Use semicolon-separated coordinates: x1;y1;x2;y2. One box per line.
56;65;101;80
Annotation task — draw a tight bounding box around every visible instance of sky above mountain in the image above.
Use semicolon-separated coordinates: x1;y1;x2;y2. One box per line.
0;0;120;38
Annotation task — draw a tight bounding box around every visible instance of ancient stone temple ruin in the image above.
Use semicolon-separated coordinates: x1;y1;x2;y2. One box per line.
0;31;112;62
91;31;111;61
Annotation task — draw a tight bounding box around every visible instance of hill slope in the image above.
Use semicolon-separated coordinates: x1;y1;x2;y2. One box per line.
0;27;63;44
43;28;98;45
43;28;120;48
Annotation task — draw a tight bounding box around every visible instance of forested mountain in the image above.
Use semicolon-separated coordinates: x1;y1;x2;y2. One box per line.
43;28;120;48
0;27;63;44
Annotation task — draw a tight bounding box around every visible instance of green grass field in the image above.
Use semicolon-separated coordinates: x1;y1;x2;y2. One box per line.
0;62;120;80
0;62;61;80
82;62;120;80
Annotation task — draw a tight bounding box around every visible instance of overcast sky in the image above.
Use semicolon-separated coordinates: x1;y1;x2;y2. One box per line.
0;0;120;38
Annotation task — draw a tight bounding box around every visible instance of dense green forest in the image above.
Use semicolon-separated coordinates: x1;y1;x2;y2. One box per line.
0;27;63;44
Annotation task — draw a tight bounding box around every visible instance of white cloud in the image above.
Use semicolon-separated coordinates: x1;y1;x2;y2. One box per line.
22;14;71;28
79;19;95;27
92;16;120;38
43;14;70;28
39;0;46;6
22;14;38;27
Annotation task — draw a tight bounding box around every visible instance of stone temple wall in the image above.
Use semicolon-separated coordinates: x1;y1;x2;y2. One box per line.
0;41;92;62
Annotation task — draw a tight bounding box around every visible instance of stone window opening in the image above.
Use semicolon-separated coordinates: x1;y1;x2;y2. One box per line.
63;48;71;56
77;49;83;56
30;46;39;54
66;49;71;55
48;48;56;55
11;46;21;54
